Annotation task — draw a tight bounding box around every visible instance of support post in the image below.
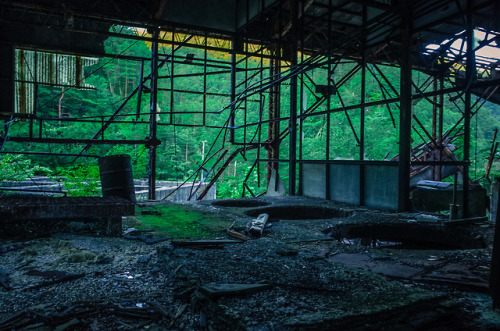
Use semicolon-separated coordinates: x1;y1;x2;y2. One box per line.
438;75;444;180
288;0;298;195
398;2;413;212
0;44;14;114
462;11;475;218
491;184;500;307
360;4;367;206
229;38;237;143
325;0;333;200
268;48;280;183
148;28;160;200
431;76;437;180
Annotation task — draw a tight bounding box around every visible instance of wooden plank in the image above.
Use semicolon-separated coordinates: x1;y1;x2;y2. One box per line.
200;283;272;297
171;240;244;248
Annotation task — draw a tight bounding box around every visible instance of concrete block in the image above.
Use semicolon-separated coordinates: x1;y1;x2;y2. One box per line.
411;186;488;217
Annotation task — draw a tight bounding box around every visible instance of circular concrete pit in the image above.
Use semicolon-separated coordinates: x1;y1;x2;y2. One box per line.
245;205;351;220
211;199;270;208
324;222;487;249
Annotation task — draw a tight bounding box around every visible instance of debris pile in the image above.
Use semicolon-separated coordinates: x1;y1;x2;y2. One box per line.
0;197;498;329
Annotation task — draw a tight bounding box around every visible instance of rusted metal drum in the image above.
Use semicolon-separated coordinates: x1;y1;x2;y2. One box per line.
98;154;136;202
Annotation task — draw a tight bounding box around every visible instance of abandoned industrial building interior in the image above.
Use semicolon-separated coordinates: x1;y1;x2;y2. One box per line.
2;0;500;329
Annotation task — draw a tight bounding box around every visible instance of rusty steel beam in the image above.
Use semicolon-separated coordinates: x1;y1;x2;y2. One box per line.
7;137;147;145
0;151;100;158
148;28;160;200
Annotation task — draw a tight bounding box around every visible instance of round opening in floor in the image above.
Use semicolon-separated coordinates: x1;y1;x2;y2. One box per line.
323;223;487;249
245;205;351;220
211;199;271;208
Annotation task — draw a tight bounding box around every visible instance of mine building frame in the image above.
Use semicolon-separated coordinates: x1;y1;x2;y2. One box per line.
0;0;499;214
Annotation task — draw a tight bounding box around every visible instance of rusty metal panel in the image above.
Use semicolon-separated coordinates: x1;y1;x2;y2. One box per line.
13;49;98;114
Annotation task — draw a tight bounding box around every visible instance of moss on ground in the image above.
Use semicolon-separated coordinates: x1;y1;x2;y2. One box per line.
130;203;231;239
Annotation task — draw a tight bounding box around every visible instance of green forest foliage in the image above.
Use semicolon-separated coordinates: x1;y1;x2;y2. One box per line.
2;27;500;198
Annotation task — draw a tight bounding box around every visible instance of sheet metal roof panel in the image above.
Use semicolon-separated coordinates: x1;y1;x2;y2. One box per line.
161;0;236;32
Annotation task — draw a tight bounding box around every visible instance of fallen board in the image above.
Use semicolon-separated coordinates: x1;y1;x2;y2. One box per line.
200;283;272;297
171;240;244;248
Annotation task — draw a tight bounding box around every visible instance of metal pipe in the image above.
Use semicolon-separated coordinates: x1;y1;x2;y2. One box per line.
0;151;100;158
8;136;147;145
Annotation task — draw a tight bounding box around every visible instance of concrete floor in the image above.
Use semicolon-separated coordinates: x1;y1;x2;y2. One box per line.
1;196;499;329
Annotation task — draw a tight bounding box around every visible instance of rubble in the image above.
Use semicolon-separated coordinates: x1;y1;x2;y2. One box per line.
246;213;269;237
0;196;499;329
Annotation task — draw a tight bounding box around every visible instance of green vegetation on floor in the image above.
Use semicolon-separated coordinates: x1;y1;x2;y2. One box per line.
126;203;231;239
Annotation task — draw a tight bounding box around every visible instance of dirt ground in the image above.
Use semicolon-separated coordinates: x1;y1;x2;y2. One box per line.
1;196;500;330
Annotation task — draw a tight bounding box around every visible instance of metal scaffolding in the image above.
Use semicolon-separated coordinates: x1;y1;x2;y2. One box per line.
0;0;499;212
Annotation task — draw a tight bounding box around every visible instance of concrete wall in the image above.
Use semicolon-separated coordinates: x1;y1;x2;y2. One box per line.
329;164;360;204
364;165;399;210
301;163;399;210
302;164;327;199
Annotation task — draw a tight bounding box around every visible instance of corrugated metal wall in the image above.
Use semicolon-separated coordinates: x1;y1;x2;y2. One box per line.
14;49;98;114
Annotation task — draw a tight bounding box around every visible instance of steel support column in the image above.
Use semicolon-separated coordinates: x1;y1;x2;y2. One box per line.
148;28;160;200
463;11;475;218
360;4;367;206
398;2;412;212
491;190;500;307
288;0;298;195
229;38;236;143
325;0;333;200
360;57;366;206
438;75;444;180
268;48;280;182
431;76;438;180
